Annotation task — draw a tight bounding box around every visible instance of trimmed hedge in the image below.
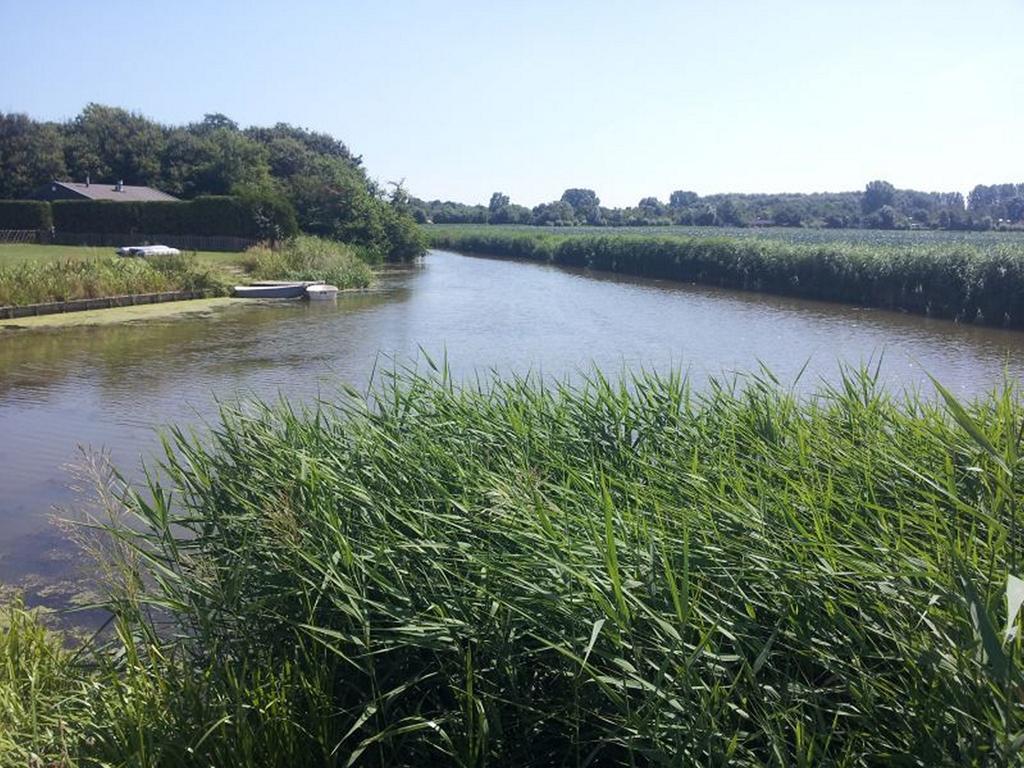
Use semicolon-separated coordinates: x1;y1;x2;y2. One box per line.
0;200;52;230
51;195;298;239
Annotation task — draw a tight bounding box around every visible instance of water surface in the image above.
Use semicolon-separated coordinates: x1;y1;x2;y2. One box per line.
3;250;1024;604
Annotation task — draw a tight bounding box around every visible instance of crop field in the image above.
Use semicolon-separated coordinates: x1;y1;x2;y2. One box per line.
427;223;1024;248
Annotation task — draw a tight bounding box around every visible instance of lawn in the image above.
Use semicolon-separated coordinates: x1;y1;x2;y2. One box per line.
0;243;246;270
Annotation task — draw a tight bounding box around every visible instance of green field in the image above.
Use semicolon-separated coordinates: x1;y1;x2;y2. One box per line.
0;243;246;270
3;367;1024;765
427;223;1024;248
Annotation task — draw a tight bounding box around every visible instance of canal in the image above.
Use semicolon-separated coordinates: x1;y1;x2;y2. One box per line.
2;250;1024;607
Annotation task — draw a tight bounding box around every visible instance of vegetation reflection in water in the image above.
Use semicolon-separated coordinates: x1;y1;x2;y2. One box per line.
4;362;1024;765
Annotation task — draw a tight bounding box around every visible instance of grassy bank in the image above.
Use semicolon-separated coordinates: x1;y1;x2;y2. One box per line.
428;226;1024;328
0;237;373;309
3;367;1024;765
0;253;227;307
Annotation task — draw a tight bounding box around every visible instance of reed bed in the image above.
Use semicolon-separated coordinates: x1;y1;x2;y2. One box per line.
242;235;373;289
0;254;225;307
3;366;1024;766
428;227;1024;328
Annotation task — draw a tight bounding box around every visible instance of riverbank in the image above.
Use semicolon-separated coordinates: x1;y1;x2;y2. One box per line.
428;226;1024;328
0;237;374;323
0;296;242;330
2;367;1021;765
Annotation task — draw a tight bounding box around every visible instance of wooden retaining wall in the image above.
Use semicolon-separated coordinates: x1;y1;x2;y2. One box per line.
0;290;211;320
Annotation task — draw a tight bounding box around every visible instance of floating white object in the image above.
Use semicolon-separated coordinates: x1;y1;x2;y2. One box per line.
306;284;339;300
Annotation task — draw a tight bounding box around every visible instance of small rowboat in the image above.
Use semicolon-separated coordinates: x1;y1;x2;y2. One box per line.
306;284;339;300
233;280;324;299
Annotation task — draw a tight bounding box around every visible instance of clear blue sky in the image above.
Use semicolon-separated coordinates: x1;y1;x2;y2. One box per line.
1;0;1020;207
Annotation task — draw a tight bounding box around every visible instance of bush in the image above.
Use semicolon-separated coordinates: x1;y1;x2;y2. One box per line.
0;200;52;230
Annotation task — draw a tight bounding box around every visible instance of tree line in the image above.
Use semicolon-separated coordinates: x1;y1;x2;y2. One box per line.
411;180;1024;231
0;105;423;260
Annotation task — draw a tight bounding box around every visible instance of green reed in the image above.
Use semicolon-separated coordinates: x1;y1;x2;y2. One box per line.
427;226;1024;328
0;254;226;307
4;365;1024;765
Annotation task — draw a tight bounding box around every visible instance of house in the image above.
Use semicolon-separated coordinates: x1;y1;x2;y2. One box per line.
32;178;179;203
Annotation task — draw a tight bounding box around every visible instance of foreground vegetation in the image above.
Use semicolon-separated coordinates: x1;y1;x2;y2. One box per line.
429;226;1024;328
3;366;1024;765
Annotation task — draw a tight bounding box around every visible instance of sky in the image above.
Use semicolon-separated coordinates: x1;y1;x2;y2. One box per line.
1;0;1021;208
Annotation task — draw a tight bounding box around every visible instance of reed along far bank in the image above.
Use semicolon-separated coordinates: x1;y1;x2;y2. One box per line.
4;365;1024;765
427;226;1024;328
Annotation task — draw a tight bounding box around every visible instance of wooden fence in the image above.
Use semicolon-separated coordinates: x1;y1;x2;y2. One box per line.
0;229;40;244
0;229;254;252
50;232;255;252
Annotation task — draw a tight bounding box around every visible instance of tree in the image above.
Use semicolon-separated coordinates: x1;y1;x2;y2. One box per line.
0;113;66;197
638;197;667;217
862;180;895;214
560;188;601;224
669;190;699;209
532;200;576;226
488;192;510;213
716;197;746;226
63;103;165;184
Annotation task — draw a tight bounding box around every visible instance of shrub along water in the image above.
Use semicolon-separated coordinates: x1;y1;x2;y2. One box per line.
428;227;1024;327
0;254;225;306
3;366;1024;765
242;235;373;289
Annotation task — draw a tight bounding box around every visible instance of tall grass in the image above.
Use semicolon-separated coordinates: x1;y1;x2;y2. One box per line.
0;254;226;307
428;226;1024;327
4;366;1024;765
242;235;373;289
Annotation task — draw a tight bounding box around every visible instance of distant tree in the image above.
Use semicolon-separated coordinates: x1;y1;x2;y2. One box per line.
772;206;803;227
490;203;531;224
669;190;699;208
0;113;66;197
638;197;667;217
716;197;746;226
560;188;601;224
532;200;576;226
862;180;896;214
488;192;510;213
192;113;240;135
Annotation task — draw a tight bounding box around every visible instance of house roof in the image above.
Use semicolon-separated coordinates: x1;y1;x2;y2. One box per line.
51;181;179;202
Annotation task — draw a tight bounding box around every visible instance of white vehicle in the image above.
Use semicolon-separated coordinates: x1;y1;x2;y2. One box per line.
116;244;182;258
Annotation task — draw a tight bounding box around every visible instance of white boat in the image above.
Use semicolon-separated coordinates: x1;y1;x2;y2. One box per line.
116;244;182;257
306;284;339;300
233;280;325;299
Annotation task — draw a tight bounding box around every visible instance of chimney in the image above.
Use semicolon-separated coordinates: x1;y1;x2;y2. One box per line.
85;174;90;187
